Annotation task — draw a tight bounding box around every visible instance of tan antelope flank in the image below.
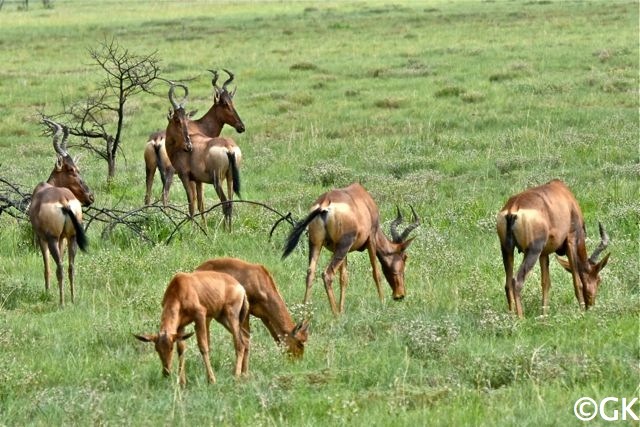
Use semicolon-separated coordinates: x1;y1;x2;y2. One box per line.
29;119;95;306
282;183;419;316
144;69;245;206
496;179;610;318
165;80;243;231
134;270;250;385
196;257;309;358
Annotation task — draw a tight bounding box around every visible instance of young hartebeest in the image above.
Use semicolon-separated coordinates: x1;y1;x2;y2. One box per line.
282;183;419;316
29;119;94;306
496;179;610;318
144;69;245;206
165;82;242;230
134;270;250;385
195;257;309;357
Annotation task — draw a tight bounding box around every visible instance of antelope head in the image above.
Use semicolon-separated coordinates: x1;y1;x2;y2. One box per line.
556;222;611;307
134;331;195;377
283;319;309;358
43;118;94;206
379;206;420;300
168;82;193;152
209;69;245;133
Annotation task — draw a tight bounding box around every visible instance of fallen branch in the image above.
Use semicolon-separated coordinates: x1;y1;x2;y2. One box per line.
0;175;296;245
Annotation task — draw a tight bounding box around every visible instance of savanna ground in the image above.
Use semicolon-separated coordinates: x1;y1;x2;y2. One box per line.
0;1;638;425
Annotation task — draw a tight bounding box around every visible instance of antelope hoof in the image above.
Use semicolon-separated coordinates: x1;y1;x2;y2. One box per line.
393;295;405;301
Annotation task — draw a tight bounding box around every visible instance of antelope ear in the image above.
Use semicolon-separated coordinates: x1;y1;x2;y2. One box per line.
293;320;310;340
594;253;610;272
133;333;157;343
400;237;416;250
176;331;195;341
188;109;198;118
55;156;64;171
556;256;572;272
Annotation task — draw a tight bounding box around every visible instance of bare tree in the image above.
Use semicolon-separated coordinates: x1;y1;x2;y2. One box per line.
58;38;161;180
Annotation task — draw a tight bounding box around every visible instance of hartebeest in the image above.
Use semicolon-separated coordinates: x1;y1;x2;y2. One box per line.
496;179;610;318
165;82;242;230
134;270;250;385
143;130;171;206
195;257;309;357
144;69;245;206
29;119;94;306
282;183;419;315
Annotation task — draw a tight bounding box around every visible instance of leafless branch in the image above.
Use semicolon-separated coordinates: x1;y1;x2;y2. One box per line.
46;38;161;180
0;177;31;221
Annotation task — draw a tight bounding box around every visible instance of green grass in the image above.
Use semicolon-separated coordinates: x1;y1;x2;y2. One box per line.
0;1;638;425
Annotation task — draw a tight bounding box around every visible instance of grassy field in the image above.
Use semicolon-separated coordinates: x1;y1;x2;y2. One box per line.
0;0;638;425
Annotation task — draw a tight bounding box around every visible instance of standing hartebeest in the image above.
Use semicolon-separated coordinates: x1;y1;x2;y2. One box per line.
134;270;250;385
143;130;170;206
165;81;243;230
144;69;245;207
29;119;94;306
195;257;309;357
496;179;610;318
282;183;419;316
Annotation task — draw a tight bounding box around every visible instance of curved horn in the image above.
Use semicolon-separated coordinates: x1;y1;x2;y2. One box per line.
222;68;235;89
60;123;70;153
390;206;403;242
399;205;420;242
589;222;609;263
208;69;220;88
43;118;66;157
168;84;179;111
168;82;189;110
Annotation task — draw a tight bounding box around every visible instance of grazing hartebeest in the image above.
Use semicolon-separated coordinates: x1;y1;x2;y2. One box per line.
134;270;250;385
282;183;419;315
29;119;94;306
195;257;309;357
144;69;245;206
496;179;610;318
165;82;242;230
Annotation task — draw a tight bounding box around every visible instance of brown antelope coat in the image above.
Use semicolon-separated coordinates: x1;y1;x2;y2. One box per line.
29;119;94;306
144;70;245;207
196;257;309;357
134;270;250;385
164;80;243;230
283;183;419;315
496;179;610;317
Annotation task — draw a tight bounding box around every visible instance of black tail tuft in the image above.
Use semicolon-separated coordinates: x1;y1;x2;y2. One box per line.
227;151;241;199
282;208;323;259
154;145;167;188
505;213;517;253
61;206;88;252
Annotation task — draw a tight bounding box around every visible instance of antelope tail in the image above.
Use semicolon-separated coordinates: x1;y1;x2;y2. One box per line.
227;151;241;199
61;206;88;252
282;207;323;259
154;145;167;188
505;213;517;253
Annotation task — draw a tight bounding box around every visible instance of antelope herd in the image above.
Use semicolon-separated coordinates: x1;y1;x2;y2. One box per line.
26;69;612;383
